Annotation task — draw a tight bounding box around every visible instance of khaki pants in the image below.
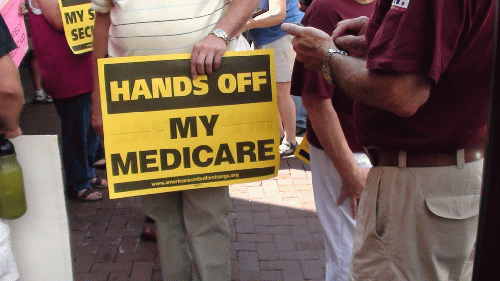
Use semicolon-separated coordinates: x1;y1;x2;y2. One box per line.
351;159;482;281
142;186;230;281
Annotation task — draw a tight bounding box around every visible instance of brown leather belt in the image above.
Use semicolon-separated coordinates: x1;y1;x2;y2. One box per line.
364;143;485;167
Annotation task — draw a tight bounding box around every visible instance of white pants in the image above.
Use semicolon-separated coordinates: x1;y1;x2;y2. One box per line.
310;146;371;281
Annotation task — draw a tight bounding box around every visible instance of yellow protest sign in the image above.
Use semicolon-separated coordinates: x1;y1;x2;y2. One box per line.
99;49;280;199
57;0;94;54
294;137;310;165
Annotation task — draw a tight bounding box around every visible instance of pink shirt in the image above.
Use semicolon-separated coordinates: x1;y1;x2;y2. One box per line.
356;0;494;151
28;9;92;99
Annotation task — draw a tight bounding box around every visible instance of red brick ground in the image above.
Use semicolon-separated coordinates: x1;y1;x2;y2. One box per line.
65;154;325;281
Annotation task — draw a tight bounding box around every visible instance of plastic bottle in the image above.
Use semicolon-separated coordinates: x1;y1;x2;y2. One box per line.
0;134;27;219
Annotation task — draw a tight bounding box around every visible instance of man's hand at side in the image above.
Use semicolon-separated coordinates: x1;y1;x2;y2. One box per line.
337;166;369;219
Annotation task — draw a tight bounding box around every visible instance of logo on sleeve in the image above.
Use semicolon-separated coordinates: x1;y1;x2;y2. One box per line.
391;0;409;10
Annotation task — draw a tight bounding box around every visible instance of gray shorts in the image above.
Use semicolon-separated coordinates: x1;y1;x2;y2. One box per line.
257;35;296;82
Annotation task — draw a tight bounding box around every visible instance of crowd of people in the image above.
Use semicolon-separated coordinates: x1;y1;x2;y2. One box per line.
1;0;495;280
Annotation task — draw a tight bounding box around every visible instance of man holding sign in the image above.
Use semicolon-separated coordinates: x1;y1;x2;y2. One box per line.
91;0;259;280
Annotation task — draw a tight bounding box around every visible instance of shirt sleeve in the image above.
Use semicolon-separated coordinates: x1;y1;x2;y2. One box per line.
366;0;464;83
0;15;17;58
290;0;339;99
91;0;113;13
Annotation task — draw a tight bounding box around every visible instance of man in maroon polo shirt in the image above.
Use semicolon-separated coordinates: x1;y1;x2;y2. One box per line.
282;0;494;279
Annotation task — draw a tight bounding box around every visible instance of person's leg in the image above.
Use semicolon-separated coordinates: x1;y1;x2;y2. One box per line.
276;81;296;144
310;146;356;280
278;115;285;141
142;192;193;280
262;35;298;156
183;186;231;281
291;95;307;136
92;140;106;170
31;58;42;93
83;104;101;184
30;57;44;103
30;57;52;103
53;93;101;199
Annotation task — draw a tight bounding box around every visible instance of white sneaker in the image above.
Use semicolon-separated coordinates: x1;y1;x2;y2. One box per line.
44;95;53;103
33;90;45;103
279;140;298;157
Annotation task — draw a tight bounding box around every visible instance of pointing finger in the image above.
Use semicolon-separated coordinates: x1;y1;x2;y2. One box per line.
281;22;304;37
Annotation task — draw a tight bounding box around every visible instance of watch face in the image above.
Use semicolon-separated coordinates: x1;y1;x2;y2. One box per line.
212;29;228;43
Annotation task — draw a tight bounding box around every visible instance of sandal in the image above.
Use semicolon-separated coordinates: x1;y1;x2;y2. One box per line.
77;188;102;201
91;177;108;188
140;225;157;242
279;140;298;157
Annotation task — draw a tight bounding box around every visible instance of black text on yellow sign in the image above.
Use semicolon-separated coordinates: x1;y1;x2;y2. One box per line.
110;115;275;175
294;137;310;165
103;55;273;114
58;0;94;54
98;50;280;199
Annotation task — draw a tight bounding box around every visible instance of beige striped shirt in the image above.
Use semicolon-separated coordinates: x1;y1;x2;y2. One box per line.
91;0;236;57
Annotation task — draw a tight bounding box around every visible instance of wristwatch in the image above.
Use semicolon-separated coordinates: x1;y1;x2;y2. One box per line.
210;29;230;44
321;48;348;84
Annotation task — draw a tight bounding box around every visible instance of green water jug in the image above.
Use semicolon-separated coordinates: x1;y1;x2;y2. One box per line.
0;134;27;219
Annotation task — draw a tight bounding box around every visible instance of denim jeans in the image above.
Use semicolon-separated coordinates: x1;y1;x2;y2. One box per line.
292;95;307;129
53;92;100;195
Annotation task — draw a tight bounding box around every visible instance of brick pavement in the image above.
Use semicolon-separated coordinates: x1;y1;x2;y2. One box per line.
18;59;326;280
65;155;324;281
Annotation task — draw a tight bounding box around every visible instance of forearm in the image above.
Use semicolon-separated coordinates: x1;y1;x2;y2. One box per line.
281;23;432;117
328;54;431;117
243;0;287;32
0;61;23;134
35;0;63;30
215;0;259;38
91;12;110;107
302;94;358;178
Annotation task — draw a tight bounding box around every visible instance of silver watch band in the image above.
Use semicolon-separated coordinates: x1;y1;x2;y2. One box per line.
324;48;348;60
210;29;230;44
322;49;348;84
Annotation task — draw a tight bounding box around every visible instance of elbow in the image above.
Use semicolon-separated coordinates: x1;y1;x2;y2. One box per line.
276;12;286;23
384;91;428;118
391;104;419;117
379;76;430;118
266;9;286;25
54;21;65;31
273;9;286;24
